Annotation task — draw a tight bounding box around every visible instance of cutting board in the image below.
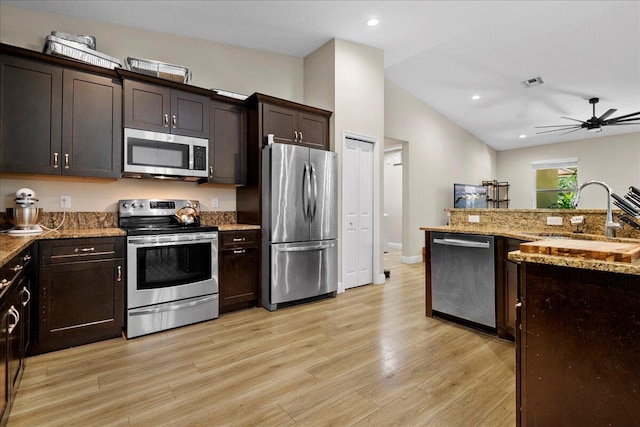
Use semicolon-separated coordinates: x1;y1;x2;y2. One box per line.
520;239;640;263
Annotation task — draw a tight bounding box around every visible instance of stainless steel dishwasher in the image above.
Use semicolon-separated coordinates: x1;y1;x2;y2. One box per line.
430;232;496;329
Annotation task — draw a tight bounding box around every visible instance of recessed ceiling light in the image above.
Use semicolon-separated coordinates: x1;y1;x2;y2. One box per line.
471;95;480;100
519;134;527;139
367;18;379;27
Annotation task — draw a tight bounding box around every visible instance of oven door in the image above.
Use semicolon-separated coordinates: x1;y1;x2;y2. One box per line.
127;232;218;308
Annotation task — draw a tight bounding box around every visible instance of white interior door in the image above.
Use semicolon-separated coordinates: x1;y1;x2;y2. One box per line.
343;137;374;289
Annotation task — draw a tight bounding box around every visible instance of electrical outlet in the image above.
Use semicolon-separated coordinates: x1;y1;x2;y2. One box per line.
211;197;219;208
468;215;480;223
546;216;563;226
60;195;71;209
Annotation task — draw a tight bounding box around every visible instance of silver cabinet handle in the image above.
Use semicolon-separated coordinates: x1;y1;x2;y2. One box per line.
299;131;303;142
233;249;246;254
64;153;70;169
209;166;214;177
53;152;59;168
75;247;95;253
232;238;246;242
116;265;122;282
22;254;31;262
294;130;299;143
172;115;177;128
8;306;19;335
10;264;23;272
164;113;169;127
21;286;31;306
0;279;9;289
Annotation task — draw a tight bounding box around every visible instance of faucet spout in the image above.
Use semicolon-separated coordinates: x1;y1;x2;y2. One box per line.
571;180;621;237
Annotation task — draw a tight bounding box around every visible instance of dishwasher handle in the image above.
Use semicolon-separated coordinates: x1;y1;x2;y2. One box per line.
433;238;491;249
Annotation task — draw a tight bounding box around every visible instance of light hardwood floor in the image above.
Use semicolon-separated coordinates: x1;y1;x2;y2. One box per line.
10;251;515;426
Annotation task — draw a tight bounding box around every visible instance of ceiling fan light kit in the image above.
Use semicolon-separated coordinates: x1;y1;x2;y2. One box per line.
535;97;640;136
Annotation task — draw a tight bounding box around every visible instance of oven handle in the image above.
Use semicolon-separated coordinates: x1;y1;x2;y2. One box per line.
129;295;218;316
128;234;217;246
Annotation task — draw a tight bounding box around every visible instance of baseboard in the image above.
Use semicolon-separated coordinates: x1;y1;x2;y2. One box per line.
402;255;423;264
337;281;345;294
374;273;386;284
388;242;402;249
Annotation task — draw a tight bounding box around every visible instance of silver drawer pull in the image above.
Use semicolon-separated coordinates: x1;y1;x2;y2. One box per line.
10;264;23;272
21;287;31;306
233;249;246;254
0;279;9;289
232;238;246;242
8;306;19;334
116;266;122;282
23;254;31;262
75;247;95;253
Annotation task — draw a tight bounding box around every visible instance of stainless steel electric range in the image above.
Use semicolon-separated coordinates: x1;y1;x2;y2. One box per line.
118;199;218;338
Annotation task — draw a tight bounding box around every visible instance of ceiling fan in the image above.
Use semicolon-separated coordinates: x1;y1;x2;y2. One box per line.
535;97;640;136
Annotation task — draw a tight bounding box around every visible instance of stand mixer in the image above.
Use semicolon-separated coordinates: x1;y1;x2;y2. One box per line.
6;188;43;235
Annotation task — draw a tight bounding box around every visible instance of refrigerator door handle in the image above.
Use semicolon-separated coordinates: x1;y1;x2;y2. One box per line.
276;242;336;252
311;162;318;220
304;161;312;220
302;161;310;220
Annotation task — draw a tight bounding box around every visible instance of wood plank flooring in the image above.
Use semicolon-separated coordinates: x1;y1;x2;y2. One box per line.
9;251;515;426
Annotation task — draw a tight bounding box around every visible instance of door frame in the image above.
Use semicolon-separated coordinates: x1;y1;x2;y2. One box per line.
339;131;383;293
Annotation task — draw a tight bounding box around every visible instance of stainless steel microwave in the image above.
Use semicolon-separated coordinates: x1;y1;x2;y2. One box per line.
123;128;208;180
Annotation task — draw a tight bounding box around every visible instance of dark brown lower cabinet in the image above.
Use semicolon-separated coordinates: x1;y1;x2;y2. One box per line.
219;230;260;313
503;238;523;340
0;245;34;427
517;262;640;426
35;237;125;354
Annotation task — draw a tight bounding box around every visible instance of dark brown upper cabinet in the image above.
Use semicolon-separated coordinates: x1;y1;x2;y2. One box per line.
0;52;122;178
262;102;329;150
123;79;209;138
203;100;247;185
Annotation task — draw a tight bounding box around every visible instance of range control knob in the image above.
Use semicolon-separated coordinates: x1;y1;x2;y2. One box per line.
122;203;129;209
139;202;144;208
131;202;138;208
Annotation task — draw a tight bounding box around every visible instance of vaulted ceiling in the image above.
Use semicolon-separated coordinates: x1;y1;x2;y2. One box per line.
4;0;639;151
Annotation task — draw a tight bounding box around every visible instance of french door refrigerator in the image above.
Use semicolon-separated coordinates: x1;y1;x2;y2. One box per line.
262;143;338;311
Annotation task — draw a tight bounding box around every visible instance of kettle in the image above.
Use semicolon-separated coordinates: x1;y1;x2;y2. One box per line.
175;205;199;225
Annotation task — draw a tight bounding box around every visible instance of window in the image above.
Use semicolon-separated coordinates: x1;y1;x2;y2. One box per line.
532;158;578;209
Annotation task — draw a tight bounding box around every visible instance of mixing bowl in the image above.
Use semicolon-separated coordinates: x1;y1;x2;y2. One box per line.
6;207;42;229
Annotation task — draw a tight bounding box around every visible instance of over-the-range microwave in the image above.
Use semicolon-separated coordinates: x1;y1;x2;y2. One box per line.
123;128;208;181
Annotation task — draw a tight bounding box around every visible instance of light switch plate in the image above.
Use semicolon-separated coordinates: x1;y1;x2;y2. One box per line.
60;195;71;209
468;215;480;223
211;197;219;208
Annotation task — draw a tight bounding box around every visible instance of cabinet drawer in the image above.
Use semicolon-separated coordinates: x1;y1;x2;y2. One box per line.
39;237;125;264
220;230;260;249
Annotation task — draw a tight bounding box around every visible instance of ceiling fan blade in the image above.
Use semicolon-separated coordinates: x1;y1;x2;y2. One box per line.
606;111;640;122
535;126;582;135
560;116;587;124
597;108;617;121
534;124;584;129
606;122;640;126
560;128;583;136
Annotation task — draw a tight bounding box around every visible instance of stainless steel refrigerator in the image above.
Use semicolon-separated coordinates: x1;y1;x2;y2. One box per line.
262;143;338;311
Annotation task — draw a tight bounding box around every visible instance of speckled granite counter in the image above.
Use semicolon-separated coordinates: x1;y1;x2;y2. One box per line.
0;228;125;267
1;224;260;268
421;225;640;276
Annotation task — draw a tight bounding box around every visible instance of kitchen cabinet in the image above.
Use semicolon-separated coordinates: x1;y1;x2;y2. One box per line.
0;244;34;427
516;262;640;426
123;79;209;138
219;230;260;313
202;100;247;184
0;52;122;178
262;103;328;150
34;237;124;355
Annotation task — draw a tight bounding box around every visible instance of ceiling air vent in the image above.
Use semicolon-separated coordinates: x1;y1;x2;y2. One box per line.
522;76;544;88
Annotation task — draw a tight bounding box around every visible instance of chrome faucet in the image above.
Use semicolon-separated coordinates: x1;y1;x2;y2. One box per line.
571;180;621;237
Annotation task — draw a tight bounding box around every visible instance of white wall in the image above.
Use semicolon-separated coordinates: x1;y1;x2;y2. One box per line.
0;4;304;213
385;79;498;261
383;146;403;247
498;132;640;209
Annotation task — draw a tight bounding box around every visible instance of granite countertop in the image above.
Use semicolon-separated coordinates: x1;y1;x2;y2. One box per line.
0;224;260;268
421;225;640;276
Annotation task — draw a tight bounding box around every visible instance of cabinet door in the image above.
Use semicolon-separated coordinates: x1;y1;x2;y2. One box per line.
0;54;62;174
123;80;170;132
38;260;124;354
62;70;122;178
209;101;247;184
505;260;518;338
219;246;259;313
262;103;296;145
0;300;8;424
171;90;209;138
298;111;329;150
